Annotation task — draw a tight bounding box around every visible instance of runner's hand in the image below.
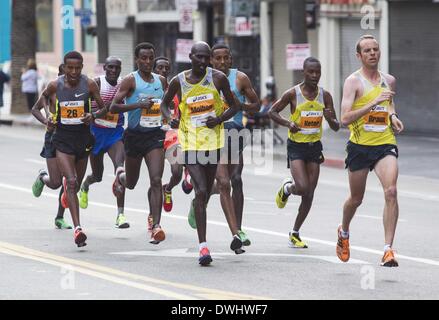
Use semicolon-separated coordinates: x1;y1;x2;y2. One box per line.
373;90;395;106
391;117;404;134
288;121;299;133
46;117;55;131
323;107;335;120
206;116;220;128
138;97;153;109
80;113;93;125
170;118;180;129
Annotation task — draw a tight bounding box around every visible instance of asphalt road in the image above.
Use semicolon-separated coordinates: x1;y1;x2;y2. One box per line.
1;125;439;300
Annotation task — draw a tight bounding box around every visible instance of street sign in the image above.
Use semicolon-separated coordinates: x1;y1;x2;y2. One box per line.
177;0;197;33
176;39;194;63
235;16;252;36
286;43;311;70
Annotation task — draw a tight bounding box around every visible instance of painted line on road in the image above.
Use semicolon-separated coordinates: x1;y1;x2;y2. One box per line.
0;241;270;300
357;214;407;222
25;158;46;165
110;248;369;265
0;182;438;267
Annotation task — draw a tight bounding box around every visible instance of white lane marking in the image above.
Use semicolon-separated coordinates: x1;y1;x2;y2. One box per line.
243;171;439;203
25;158;46;165
358;214;407;222
110;248;369;264
1;182;438;267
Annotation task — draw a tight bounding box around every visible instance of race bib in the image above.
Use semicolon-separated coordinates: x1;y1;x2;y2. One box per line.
140;98;162;128
299;110;323;135
94;112;119;128
363;105;388;132
187;94;215;128
60;101;85;125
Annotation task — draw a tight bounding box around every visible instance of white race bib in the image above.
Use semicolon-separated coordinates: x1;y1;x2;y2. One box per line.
363;105;388;132
140;98;162;128
299;110;323;135
60;101;85;125
187;94;215;128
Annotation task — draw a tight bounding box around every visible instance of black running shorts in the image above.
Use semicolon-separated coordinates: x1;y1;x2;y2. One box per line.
345;141;398;172
123;129;165;158
52;129;95;159
287;139;324;168
40;131;56;159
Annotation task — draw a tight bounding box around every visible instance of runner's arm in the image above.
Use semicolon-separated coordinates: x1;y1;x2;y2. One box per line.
161;76;180;123
31;81;55;127
212;72;238;125
88;79;107;120
238;72;260;114
323;91;340;132
385;75;404;134
110;75;152;113
269;88;299;133
340;76;395;126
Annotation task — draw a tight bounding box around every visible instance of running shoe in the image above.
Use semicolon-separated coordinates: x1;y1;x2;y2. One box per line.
32;169;47;197
150;225;166;244
230;235;243;251
115;213;130;229
288;232;308;248
55;217;72;230
336;224;350;262
188;199;197;229
112;169;125;197
238;230;251;246
275;178;292;209
234;248;246;255
61;177;69;209
74;228;87;247
381;249;399;267
162;184;173;212
181;168;193;194
199;247;212;266
78;187;88;209
147;214;153;232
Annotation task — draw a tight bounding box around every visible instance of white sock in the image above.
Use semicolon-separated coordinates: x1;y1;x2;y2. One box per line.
384;244;392;252
199;242;208;250
75;225;82;231
341;230;349;239
284;183;292;195
117;207;124;215
291;230;299;235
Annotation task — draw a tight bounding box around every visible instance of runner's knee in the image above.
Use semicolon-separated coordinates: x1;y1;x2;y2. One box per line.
216;177;231;194
66;177;77;192
195;188;208;202
349;196;363;208
230;174;242;190
294;182;310;196
384;185;397;202
150;176;162;189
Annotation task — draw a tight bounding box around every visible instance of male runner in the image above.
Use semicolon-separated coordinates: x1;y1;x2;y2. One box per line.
153;56;183;212
270;57;340;248
110;42;168;244
205;43;260;248
78;57;129;229
31;64;72;230
336;35;403;267
34;51;107;247
161;41;242;266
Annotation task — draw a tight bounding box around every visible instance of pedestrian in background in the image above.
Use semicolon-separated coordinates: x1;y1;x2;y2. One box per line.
21;59;39;112
0;67;10;109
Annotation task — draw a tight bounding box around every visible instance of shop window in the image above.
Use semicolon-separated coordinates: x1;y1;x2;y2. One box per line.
36;0;53;52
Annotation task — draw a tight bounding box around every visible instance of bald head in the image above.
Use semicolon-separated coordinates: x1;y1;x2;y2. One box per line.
191;41;211;55
105;56;122;66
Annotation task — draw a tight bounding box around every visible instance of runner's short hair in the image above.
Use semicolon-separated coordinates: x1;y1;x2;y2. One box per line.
153;56;169;69
356;35;377;53
63;51;83;64
303;57;321;69
135;42;155;58
211;43;231;55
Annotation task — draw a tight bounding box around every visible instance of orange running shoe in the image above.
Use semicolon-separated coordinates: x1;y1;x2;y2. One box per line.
162;184;173;212
61;177;69;209
150;225;165;244
381;249;399;267
336;225;350;262
199;247;212;266
74;227;87;247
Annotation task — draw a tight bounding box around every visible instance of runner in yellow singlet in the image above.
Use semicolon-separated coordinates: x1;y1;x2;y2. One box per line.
336;35;404;267
161;42;241;266
270;57;339;249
